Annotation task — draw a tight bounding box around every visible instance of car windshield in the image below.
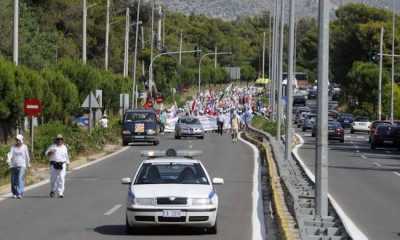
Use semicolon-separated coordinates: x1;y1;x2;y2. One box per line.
135;163;209;185
125;112;155;122
329;122;341;128
180;118;200;125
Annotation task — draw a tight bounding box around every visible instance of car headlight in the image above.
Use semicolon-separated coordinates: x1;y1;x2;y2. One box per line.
146;129;156;135
135;198;155;206
122;130;131;135
192;198;212;206
127;189;135;205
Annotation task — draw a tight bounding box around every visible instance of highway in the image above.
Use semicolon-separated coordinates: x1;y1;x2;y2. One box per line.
0;134;256;240
297;129;400;240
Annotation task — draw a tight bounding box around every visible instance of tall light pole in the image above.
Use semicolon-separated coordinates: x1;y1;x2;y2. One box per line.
271;0;279;121
123;7;130;77
276;0;284;141
132;0;141;108
379;27;384;120
198;52;232;94
316;0;330;218
105;0;110;70
13;0;19;65
262;31;266;79
285;0;295;162
149;50;202;94
179;30;183;65
269;13;273;103
391;0;396;123
149;0;155;94
83;0;87;64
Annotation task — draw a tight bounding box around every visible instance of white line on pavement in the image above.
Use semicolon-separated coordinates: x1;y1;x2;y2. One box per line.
361;155;367;160
373;162;381;167
104;204;122;216
385;150;392;154
393;172;400;177
238;133;265;240
356;150;360;153
294;134;369;240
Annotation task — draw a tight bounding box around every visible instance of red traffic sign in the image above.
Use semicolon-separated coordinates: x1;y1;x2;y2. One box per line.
24;98;42;117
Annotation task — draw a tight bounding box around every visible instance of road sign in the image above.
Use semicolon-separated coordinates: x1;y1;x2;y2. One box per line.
24;99;42;117
81;92;101;108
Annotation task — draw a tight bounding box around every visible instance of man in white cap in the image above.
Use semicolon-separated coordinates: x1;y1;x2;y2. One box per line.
7;134;30;199
46;134;70;198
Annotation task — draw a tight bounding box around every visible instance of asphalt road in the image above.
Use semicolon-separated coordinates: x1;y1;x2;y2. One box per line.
0;134;256;240
297;129;400;240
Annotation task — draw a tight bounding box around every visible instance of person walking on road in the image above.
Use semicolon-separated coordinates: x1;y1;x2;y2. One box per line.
159;110;167;134
46;134;70;198
231;113;240;143
217;112;224;135
7;134;30;199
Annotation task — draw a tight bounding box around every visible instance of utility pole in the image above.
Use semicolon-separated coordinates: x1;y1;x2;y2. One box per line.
105;0;110;70
262;31;266;79
83;0;87;64
379;27;384;120
13;0;19;65
276;0;284;141
316;0;330;218
214;46;218;69
285;0;295;162
391;0;396;123
271;0;279;121
157;5;162;50
162;12;166;48
141;25;145;76
132;0;141;108
269;13;273;101
149;0;155;95
179;30;183;65
123;7;130;77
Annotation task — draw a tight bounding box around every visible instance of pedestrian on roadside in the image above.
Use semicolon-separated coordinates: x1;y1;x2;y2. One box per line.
159;110;167;134
217;112;224;135
46;134;70;198
7;134;30;199
99;114;109;128
231;113;240;143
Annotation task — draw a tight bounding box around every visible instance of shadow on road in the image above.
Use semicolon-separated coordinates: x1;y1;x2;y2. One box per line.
94;225;209;236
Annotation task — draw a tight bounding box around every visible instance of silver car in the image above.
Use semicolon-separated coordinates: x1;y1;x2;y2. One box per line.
175;117;205;139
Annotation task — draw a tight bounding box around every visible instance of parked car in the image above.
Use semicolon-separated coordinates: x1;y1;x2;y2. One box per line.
302;113;317;132
369;120;392;143
351;117;371;134
312;121;344;142
293;95;307;106
121;109;160;146
337;113;353;128
370;124;400;149
175;116;205;139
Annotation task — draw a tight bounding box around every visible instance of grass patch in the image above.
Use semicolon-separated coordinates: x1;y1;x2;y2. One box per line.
252;116;277;137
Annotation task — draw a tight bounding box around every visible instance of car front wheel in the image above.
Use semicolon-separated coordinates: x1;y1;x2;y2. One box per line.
207;221;217;234
126;216;135;234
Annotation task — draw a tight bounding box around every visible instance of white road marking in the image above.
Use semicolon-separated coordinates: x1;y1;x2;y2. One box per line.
294;134;369;240
361;155;367;160
238;133;265;240
104;204;122;216
385;150;392;154
393;172;400;177
356;150;360;153
373;162;381;167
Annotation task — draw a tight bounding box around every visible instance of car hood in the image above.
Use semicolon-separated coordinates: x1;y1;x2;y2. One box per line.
132;184;213;198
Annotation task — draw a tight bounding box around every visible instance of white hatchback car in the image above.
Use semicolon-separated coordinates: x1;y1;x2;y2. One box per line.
121;149;224;234
351;117;371;133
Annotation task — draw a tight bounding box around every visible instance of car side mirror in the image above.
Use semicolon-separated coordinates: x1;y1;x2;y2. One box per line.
212;177;224;185
121;177;132;185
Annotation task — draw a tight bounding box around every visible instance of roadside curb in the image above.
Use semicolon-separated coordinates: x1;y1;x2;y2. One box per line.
0;146;129;201
293;133;368;240
243;132;301;240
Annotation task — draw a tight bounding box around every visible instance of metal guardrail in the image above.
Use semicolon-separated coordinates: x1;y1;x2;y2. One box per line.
247;125;351;240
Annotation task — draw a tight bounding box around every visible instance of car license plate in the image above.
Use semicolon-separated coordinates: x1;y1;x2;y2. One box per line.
135;123;145;133
135;135;145;139
328;129;335;133
162;210;182;218
384;140;393;144
344;120;349;123
360;123;367;126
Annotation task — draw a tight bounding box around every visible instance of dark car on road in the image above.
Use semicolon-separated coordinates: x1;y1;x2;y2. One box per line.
293;95;307;106
312;121;344;142
368;120;393;143
302;113;316;132
370;124;400;149
337;113;353;128
121;109;159;146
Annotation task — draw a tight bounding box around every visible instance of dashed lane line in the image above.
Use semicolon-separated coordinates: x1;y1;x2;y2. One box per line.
104;204;122;216
393;172;400;177
373;162;381;167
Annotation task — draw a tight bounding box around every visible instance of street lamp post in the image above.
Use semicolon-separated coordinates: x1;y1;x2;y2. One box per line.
276;0;284;141
391;0;396;123
13;0;19;65
105;0;110;70
82;1;98;64
316;0;330;218
149;50;202;95
132;0;141;108
198;52;232;94
123;7;130;77
379;27;384;120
